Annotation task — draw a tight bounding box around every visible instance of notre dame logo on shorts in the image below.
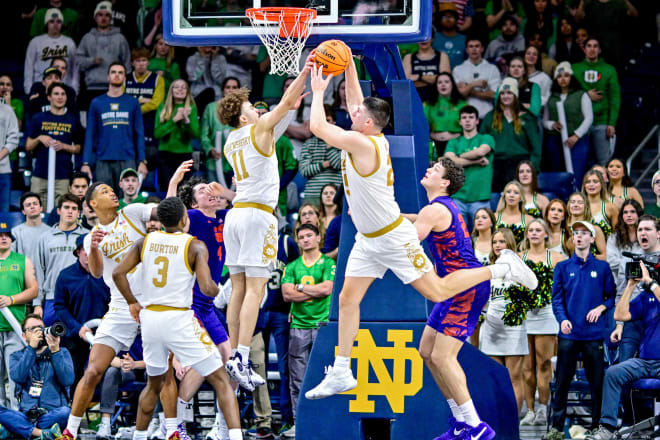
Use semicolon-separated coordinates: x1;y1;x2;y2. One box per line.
336;329;423;413
404;243;428;272
261;224;278;264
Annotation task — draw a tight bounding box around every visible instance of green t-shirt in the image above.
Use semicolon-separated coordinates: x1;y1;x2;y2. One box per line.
282;254;336;329
148;58;181;92
423;97;467;134
118;194;147;210
445;133;496;203
0;252;27;332
645;203;660;218
276;136;298;216
154;103;201;153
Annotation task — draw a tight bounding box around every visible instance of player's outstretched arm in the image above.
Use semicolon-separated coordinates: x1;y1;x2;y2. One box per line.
167;160;194;198
189;239;219;297
112;238;145;322
343;46;363;116
410;204;450;242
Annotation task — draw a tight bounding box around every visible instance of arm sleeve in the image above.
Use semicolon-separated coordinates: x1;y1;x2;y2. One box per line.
528;83;542;117
628;296;643;321
153;106;177;139
321;216;341;253
606;68;621;126
274;110;297;141
322;258;336;282
133;102;145;162
75;35;95;72
51;349;75;387
281;263;295;285
487;65;502;92
574;92;593;138
184;105;201;138
299;138;322;178
82;103;97;165
603;266;616;309
328;146;341;169
605;235;621;279
210;55;227;84
552;265;568;323
200;103;214;155
141;75;165;114
542;102;555;131
33;240;46;306
186;55;205;81
24;40;36;94
54;272;83;335
9;349;35;386
3;110;19;153
525;116;542;171
121;204;151;232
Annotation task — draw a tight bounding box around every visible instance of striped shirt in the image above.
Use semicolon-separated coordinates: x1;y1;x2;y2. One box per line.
299;136;343;203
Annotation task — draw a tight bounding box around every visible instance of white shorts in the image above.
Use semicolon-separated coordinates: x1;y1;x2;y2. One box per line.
94;307;139;353
224;207;278;274
140;308;222;377
346;217;433;284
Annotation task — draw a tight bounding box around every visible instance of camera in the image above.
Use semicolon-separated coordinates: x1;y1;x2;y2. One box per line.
43;322;67;338
623;251;660;282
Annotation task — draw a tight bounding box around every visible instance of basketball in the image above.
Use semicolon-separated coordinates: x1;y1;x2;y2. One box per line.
314;40;350;76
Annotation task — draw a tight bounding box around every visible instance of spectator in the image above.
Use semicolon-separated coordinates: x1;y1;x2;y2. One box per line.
495;180;534;244
27;66;77;118
485;13;526;67
0;314;73;440
545;220;615;439
29;0;79;39
0;100;19;212
0;224;39;409
34;194;88;325
282;223;335;437
432;3;466;69
26;83;83;205
606;158;643;208
424;72;466;161
321;186;343;260
318;184;340;232
548;14;585;65
479;228;528;412
0;75;25;130
576;0;638;69
294;203;324;237
544;199;574;257
523;0;556;50
519;219;566;427
76;1;131;107
11;193;51;266
567;191;607;259
96;337;145;439
81;62;147;189
118;168;147;208
221;45;258;91
646;171;660;217
582;169;619;240
485;0;526;42
575;26;589;55
125;47;165;178
506;56;542;116
472;207;496;265
331;79;350;130
24;8;78;96
453;37;501;120
45;173;90;226
497;160;548;218
200;78;239;185
572;37;621;166
186;47;227;111
526;31;557;77
299;105;342;205
481;77;541;191
443;105;495;230
403;39;451;103
606;200;642;305
53;233;110;387
438;0;475;31
543;61;593;185
148;34;181;92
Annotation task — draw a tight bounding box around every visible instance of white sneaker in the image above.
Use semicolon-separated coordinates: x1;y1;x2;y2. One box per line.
205;424;219;440
96;423;111;440
280;424;295;438
534;404;548;426
225;354;265;391
147;418;163;440
304;366;358;400
496;249;538;290
519;410;536;426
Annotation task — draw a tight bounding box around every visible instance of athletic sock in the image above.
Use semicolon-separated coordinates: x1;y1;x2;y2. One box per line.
216;411;229;437
177;398;193;424
66;415;82;437
447;399;465;422
228;428;242;440
237;344;250;364
333;356;350;371
165;418;178;438
133;430;148;440
488;264;508;279
459;400;481;428
101;416;111;427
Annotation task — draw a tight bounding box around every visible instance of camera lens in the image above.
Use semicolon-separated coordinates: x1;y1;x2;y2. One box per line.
43;322;67;337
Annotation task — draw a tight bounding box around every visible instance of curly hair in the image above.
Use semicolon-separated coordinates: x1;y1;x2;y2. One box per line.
178;176;207;209
438;157;465;195
157;197;186;228
217;87;251;127
614;199;643;248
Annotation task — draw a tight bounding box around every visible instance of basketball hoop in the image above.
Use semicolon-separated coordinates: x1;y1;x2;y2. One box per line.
246;7;317;76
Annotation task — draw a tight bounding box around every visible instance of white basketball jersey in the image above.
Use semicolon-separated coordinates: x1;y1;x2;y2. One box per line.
342;134;401;235
224;124;279;210
140;231;196;309
84;204;152;309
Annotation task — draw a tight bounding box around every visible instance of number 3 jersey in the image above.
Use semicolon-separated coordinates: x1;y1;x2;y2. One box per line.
223;124;279;210
141;231;196;309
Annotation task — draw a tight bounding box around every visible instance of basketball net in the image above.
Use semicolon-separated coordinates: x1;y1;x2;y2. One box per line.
246;7;317;76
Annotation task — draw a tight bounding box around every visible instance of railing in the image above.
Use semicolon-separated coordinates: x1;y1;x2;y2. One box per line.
626;125;660;186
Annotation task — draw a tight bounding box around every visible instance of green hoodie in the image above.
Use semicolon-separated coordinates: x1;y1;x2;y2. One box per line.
154;102;201;154
572;58;620;126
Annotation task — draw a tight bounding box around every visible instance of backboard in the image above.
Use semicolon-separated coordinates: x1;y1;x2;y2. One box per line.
162;0;432;46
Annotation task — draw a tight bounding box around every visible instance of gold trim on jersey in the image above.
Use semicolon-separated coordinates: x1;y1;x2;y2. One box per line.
302;253;322;268
121;209;146;237
140;233;149;261
183;236;194;275
363;216;403;238
262;224;277;264
348;135;381;178
234;202;274;214
251;125;276;158
146;305;190;312
404;242;429;272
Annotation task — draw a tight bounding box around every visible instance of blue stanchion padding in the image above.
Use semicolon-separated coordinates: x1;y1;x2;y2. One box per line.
297;322;519;439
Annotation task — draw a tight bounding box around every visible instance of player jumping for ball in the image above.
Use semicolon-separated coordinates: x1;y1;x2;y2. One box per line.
305;47;538;400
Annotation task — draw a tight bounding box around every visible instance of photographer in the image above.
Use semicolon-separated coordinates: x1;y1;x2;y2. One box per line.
0;314;73;440
610;215;660;362
586;262;660;440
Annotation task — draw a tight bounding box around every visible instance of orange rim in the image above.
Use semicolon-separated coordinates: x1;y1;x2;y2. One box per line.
246;7;317;38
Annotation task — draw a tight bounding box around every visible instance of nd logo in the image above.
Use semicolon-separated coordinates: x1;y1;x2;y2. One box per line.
336;329;423;413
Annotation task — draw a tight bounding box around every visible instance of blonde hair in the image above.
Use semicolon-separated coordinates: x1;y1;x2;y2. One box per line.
489;228;517;264
217;87;251;127
498;181;527;215
519;218;551;251
151;34;175;68
581;169;608;201
567;191;593;224
159;79;195;123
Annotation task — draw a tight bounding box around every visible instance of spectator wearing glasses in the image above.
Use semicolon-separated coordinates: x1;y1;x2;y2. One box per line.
646;171;660;218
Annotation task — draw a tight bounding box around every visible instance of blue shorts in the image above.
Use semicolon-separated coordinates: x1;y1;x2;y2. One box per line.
426;280;490;341
191;301;229;345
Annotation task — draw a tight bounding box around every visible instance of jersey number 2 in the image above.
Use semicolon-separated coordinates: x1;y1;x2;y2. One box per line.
152;256;169;287
231;150;249;181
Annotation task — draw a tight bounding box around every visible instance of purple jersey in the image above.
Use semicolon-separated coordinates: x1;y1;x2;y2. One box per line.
188;209;227;306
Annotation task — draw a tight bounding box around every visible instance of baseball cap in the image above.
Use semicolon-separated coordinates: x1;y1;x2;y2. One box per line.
120;168;138;180
45;8;64;24
571;220;596;237
437;2;459;16
94;1;113;16
0;222;14;241
554;61;574;79
43;67;62;79
500;77;519;98
73;234;86;257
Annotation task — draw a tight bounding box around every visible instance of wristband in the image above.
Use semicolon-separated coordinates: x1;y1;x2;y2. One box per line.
10;296;14;305
651;282;659;292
